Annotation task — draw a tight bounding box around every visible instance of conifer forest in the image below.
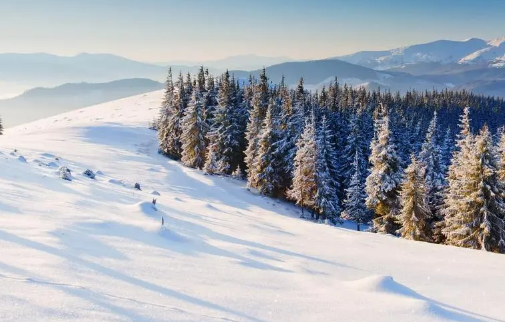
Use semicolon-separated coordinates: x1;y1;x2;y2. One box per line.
158;67;505;254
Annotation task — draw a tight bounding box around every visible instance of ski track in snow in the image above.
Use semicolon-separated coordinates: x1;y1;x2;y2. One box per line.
0;90;504;322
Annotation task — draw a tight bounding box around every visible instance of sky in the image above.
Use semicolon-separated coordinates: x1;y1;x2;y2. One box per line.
0;0;504;62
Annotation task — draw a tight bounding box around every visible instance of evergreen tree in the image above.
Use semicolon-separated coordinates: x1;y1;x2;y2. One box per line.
399;155;432;241
440;127;454;175
203;143;219;175
440;108;474;244
418;112;445;220
288;117;317;218
444;125;505;252
342;150;370;231
251;99;284;196
365;105;402;234
343;111;367;189
497;131;505;183
0;115;3;135
244;69;269;178
209;71;243;175
314;115;341;223
158;69;186;159
180;90;208;169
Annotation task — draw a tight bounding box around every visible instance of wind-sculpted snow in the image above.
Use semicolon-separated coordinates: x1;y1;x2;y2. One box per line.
0;91;504;321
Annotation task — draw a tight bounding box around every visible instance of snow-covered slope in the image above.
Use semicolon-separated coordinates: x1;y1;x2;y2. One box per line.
335;38;505;69
0;91;504;322
459;38;505;67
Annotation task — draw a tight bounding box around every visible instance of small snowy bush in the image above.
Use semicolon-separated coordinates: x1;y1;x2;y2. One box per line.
58;166;72;181
83;169;96;179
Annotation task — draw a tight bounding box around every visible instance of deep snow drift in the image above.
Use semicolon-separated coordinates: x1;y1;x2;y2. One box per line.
0;91;504;322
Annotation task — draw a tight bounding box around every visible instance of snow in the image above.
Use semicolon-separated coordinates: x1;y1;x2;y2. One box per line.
0;90;504;321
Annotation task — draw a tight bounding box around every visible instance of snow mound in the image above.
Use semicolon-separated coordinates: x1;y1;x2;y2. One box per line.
346;275;421;299
127;201;158;217
17;155;27;163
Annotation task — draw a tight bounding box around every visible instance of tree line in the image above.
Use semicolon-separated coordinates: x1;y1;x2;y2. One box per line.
157;66;505;253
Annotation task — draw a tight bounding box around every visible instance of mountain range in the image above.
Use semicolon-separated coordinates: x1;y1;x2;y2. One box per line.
0;37;503;113
334;37;505;69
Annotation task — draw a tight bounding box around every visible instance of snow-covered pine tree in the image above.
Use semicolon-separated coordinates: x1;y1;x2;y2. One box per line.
343;111;368;190
288;117;317;218
158;67;174;122
251;98;284;196
365;104;402;234
314;115;341;223
444;124;505;252
0;115;3;135
244;68;269;179
207;71;243;175
438;109;474;244
232;165;245;180
180;89;208;169
342;150;371;231
204;69;218;128
497;130;505;183
203;142;219;175
418;112;445;221
440;127;454;174
158;70;186;160
399;155;432;241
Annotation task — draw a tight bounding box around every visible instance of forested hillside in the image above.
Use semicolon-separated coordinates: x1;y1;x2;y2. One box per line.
158;67;505;253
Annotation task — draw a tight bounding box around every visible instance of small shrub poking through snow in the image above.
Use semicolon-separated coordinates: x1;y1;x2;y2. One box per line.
83;169;96;179
59;166;72;181
134;183;141;190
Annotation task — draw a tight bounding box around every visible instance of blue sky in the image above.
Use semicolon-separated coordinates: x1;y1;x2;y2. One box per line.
0;0;503;62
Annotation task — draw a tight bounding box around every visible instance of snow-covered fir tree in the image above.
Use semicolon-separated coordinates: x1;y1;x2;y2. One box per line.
158;72;186;160
203;142;219;175
418;112;445;220
343;110;368;190
444;124;505;252
440;127;454;175
158;68;174;154
365;105;402;234
342;150;371;231
273;79;305;194
288;117;317;218
244;69;269;179
314;115;341;223
180;89;208;169
497;130;505;183
399;155;432;241
250;99;284;196
207;71;243;175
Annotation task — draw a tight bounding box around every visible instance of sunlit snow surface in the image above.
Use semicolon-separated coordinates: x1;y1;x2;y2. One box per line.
0;90;504;322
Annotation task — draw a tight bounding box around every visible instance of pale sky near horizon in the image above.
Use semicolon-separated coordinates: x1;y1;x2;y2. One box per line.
0;0;504;62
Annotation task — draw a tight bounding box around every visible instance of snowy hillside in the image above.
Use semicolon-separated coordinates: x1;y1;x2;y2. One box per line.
459;38;505;67
0;91;504;322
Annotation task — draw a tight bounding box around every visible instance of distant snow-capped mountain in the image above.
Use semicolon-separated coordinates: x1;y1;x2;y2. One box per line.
333;38;505;69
